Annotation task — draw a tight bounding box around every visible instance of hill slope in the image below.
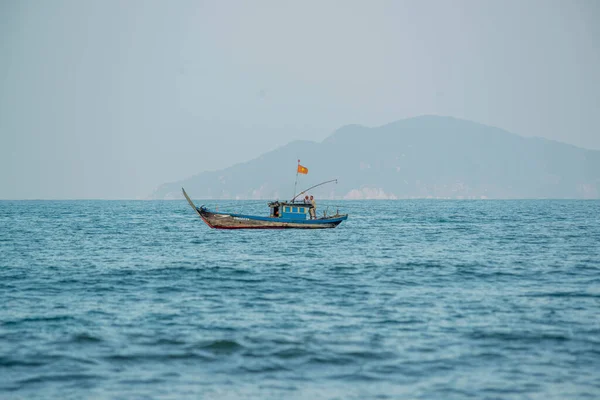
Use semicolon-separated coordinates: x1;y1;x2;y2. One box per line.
151;116;600;199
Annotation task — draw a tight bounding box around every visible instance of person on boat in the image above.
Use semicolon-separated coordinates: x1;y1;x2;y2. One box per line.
309;195;317;219
303;195;310;204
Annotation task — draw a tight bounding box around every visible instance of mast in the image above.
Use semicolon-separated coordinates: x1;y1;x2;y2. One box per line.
293;159;300;201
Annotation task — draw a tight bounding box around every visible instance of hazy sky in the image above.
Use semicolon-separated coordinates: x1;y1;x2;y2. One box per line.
1;0;599;199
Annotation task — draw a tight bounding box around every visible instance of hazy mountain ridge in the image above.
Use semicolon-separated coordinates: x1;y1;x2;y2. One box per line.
151;116;600;200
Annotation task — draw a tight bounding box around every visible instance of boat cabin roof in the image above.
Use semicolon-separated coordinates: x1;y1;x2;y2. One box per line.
268;201;313;208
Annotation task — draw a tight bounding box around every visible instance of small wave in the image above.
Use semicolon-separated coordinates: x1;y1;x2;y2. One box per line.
105;352;214;363
469;330;571;343
188;339;244;354
146;337;188;346
2;315;75;327
153;285;183;294
307;355;354;366
456;269;522;278
230;268;253;275
70;332;103;343
374;318;423;326
370;363;406;375
329;372;383;382
117;378;165;385
239;363;290;374
401;261;447;269
271;347;312;360
341;350;396;361
524;291;600;299
18;373;104;386
0;357;46;367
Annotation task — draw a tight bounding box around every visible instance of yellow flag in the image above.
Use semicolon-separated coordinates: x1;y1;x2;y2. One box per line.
297;164;308;174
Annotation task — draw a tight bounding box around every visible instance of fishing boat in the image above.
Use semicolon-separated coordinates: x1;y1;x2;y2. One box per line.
182;186;348;229
182;163;348;229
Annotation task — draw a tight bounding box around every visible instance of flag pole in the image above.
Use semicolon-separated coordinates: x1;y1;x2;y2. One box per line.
293;159;300;201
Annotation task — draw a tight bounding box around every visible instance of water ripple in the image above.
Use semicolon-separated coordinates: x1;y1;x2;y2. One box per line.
1;199;599;399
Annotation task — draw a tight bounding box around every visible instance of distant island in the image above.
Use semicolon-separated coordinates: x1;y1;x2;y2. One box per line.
150;116;600;200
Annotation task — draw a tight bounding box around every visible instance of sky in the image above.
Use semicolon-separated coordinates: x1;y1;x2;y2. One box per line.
1;0;599;199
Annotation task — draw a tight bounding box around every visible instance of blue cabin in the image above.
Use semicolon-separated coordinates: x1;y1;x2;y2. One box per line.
269;201;312;220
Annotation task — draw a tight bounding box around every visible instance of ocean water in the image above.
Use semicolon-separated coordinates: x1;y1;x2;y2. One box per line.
1;200;599;399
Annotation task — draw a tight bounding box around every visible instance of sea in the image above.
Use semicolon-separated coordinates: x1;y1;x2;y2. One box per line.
1;200;599;399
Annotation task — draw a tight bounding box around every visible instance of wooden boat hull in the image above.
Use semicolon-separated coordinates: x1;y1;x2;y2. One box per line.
196;208;347;229
182;187;347;230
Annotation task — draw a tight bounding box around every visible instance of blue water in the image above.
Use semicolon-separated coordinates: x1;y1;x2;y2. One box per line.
1;200;599;399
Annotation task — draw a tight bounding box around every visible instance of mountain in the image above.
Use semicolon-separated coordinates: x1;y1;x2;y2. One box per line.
151;116;600;199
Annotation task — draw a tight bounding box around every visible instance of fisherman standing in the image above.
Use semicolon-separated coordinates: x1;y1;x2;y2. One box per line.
309;195;317;219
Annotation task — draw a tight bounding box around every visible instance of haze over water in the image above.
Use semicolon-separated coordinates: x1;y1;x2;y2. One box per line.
1;200;599;399
2;1;599;199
